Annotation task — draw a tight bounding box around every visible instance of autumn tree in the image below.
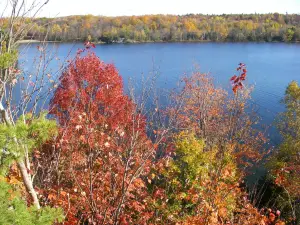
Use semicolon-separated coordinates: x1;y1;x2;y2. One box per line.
45;47;160;224
146;131;284;224
167;64;265;169
130;63;277;225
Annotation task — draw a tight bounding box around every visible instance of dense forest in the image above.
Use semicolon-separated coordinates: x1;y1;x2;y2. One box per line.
0;1;300;225
24;13;300;43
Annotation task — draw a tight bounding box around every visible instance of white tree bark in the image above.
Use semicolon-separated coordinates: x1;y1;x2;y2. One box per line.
18;160;40;209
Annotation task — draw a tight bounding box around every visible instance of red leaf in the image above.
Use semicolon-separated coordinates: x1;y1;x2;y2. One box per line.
232;86;238;94
230;75;237;81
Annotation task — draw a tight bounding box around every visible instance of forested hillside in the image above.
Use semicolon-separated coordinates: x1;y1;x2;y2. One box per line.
24;13;300;43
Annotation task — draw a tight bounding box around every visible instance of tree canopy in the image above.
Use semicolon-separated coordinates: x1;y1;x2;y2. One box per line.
19;13;300;43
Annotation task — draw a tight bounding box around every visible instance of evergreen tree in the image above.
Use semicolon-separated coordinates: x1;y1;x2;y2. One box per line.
0;179;63;225
0;113;64;224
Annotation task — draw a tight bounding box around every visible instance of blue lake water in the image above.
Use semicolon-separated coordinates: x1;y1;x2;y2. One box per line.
19;42;300;145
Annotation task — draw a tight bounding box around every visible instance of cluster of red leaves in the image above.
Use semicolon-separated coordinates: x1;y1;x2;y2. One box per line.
47;50;156;224
261;208;285;225
231;63;247;94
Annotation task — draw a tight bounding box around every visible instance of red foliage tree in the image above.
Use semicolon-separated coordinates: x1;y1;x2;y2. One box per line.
231;63;247;94
167;65;266;168
48;50;156;224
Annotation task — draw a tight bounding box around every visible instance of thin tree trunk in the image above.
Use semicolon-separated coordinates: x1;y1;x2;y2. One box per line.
18;160;41;209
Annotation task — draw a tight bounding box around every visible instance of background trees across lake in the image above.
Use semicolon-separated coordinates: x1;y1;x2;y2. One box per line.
20;13;300;43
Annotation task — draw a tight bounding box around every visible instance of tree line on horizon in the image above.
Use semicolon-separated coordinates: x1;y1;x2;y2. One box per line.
22;13;300;43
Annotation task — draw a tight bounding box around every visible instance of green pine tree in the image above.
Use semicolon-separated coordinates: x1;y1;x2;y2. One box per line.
0;113;64;224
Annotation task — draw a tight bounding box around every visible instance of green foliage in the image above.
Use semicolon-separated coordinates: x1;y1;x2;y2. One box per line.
0;179;64;225
0;113;63;224
267;81;300;222
0;50;18;69
154;132;239;222
285;27;295;42
169;133;213;186
273;81;300;171
0;112;57;175
0;36;18;69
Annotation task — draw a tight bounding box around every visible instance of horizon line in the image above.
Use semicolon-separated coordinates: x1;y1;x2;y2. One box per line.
36;12;300;18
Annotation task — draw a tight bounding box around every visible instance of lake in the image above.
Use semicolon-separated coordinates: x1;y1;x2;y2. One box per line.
19;42;300;145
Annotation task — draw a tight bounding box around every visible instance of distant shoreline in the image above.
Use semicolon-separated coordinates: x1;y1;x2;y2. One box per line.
16;14;300;45
17;40;62;44
17;39;300;45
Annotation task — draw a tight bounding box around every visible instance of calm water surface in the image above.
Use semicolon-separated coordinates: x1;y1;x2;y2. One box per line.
19;42;300;144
